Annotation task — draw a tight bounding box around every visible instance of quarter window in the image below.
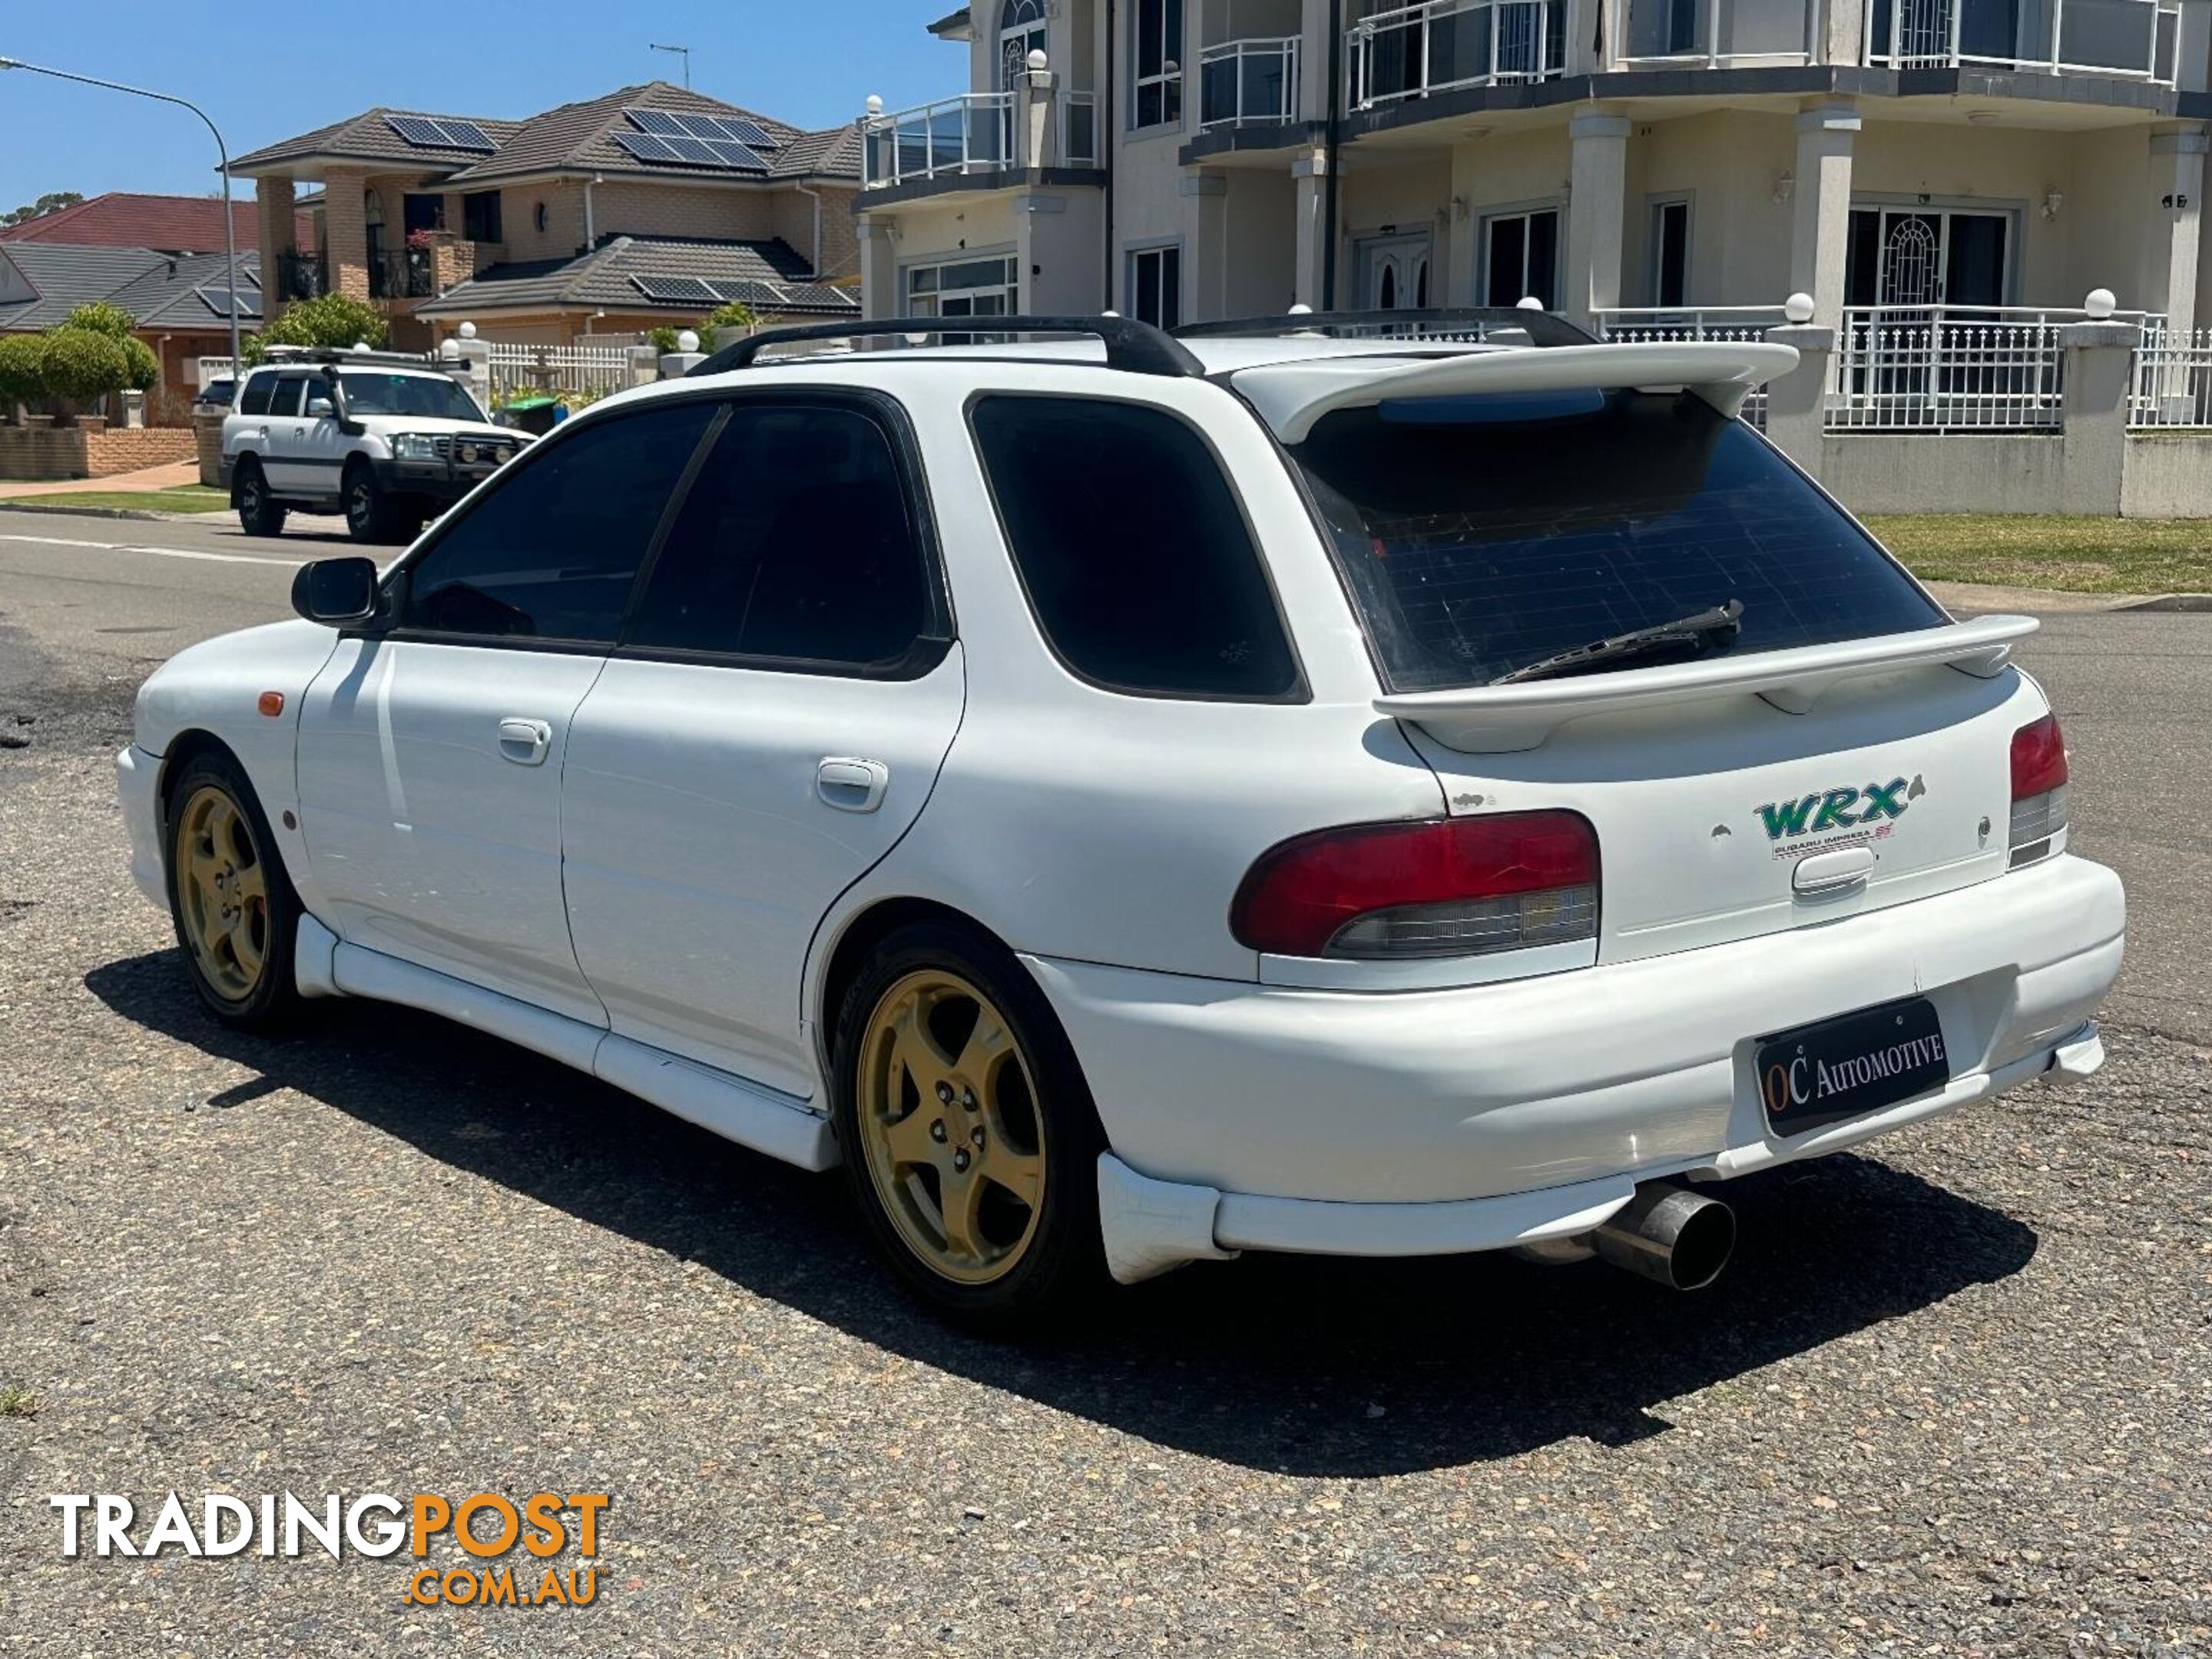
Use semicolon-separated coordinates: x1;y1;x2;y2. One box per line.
400;399;719;643
970;395;1298;699
1133;0;1184;128
626;400;934;669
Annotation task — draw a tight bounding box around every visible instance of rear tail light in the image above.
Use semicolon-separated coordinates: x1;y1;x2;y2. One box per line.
2008;713;2069;868
1230;810;1599;960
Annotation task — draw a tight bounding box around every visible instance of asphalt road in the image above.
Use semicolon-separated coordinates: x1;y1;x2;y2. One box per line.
1;510;2207;1655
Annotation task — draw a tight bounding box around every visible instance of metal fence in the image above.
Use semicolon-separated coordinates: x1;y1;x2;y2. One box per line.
1829;306;2069;432
485;343;634;401
1593;306;1785;427
2128;326;2212;427
1349;0;1565;108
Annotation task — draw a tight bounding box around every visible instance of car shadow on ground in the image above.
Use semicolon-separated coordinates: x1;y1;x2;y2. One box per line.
87;949;2038;1478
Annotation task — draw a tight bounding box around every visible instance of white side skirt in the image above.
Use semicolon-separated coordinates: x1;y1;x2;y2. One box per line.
304;916;839;1172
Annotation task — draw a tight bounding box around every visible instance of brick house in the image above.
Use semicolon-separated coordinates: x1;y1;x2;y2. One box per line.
230;81;862;347
0;241;259;412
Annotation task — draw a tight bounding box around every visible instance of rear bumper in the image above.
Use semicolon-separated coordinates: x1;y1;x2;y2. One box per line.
1022;854;2124;1281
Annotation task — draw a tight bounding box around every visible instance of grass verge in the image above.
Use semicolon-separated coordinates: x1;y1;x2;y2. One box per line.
0;484;230;516
1867;514;2212;595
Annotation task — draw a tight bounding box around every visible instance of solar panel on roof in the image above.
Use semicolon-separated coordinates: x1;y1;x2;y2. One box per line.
660;135;719;164
624;108;690;137
631;275;722;304
386;114;454;148
439;118;495;151
386;113;497;151
700;138;769;171
194;286;260;320
612;131;684;164
710;115;779;148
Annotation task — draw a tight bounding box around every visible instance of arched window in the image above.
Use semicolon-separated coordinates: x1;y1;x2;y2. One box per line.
1000;0;1048;89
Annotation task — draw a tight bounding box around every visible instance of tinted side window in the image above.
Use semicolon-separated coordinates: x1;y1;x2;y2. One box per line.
402;399;719;643
969;395;1299;699
265;376;304;418
239;373;276;416
626;401;932;668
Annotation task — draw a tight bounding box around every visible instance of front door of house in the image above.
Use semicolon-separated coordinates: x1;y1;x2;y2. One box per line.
1846;207;2010;311
1358;233;1432;310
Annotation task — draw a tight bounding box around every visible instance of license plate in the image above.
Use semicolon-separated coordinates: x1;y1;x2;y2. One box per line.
1756;995;1950;1139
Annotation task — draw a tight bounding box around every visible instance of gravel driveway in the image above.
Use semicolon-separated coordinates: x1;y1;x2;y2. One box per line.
1;531;2207;1655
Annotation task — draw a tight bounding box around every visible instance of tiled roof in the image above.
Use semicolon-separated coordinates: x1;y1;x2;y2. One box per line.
233;82;858;187
0;243;260;333
230;108;525;173
770;124;865;180
0;193;308;255
413;234;859;319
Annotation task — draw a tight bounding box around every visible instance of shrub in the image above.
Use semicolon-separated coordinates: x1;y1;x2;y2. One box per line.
246;292;389;364
35;328;131;405
701;300;756;335
119;335;159;391
61;300;138;340
647;324;680;355
0;333;45;407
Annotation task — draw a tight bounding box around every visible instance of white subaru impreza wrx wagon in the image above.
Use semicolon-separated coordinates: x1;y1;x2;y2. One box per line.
117;311;2124;1329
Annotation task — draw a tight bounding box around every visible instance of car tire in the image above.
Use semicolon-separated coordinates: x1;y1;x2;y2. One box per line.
163;749;306;1030
831;921;1109;1333
343;462;412;545
234;460;286;538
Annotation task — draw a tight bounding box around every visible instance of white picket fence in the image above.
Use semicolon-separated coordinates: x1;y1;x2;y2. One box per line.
485;343;634;401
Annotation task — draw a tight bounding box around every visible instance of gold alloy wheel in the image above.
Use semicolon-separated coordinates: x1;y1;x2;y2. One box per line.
856;969;1047;1285
174;784;270;1002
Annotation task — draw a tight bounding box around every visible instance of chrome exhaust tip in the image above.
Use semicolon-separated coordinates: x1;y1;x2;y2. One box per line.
1591;1181;1736;1291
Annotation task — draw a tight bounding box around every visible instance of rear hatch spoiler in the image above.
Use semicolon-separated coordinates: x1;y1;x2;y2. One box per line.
1233;339;1802;442
1376;615;2038;753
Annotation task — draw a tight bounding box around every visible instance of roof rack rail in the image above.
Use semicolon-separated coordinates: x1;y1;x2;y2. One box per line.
259;345;459;371
1174;307;1596;348
688;315;1205;379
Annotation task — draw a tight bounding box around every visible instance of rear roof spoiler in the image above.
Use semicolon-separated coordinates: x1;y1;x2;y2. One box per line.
1376;615;2038;753
1234;339;1801;442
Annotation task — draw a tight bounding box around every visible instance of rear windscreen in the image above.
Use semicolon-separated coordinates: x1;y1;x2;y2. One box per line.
1287;389;1945;691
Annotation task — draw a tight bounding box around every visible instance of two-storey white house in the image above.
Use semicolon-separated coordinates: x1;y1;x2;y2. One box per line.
855;0;2212;342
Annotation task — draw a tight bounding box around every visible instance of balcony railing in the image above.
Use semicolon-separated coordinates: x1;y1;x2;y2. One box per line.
367;249;436;301
273;250;329;302
1349;0;1567;108
1199;37;1303;129
1863;0;2179;81
1618;0;1816;66
862;88;1098;188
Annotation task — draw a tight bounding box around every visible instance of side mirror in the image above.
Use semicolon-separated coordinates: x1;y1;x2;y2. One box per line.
290;556;381;628
306;396;335;418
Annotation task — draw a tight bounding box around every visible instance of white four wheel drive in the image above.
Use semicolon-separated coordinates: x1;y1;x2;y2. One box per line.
219;349;531;546
123;311;2124;1332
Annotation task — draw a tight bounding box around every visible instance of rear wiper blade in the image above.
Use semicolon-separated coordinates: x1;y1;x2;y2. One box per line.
1490;598;1745;686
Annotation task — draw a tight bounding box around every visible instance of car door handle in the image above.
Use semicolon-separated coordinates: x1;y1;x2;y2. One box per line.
497;717;553;766
816;757;889;813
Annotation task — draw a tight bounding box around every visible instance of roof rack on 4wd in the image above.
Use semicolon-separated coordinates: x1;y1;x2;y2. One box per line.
1174;307;1598;348
687;316;1206;379
258;346;462;372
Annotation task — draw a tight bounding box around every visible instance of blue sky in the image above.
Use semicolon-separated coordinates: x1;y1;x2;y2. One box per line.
0;2;960;212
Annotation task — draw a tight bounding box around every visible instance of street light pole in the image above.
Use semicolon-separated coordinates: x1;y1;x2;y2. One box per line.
0;57;243;374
